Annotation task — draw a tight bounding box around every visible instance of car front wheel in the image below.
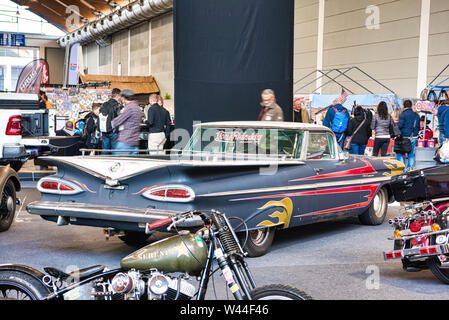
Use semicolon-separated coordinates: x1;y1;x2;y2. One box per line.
358;187;388;226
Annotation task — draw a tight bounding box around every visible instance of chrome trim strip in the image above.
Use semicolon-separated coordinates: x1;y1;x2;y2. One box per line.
26;201;204;226
40;156;306;182
197;176;391;199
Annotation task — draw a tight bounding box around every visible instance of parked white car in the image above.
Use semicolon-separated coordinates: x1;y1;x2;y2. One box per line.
0;109;27;171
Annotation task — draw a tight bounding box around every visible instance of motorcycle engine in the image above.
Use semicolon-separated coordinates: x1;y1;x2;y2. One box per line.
91;270;196;300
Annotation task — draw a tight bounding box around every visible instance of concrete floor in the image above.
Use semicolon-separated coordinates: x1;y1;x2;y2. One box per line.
1;187;449;300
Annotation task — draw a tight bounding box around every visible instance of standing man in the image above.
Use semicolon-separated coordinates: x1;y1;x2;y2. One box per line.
147;94;171;154
293;98;310;123
396;100;420;170
323;96;350;149
99;88;122;154
157;95;174;150
257;89;284;122
111;89;142;155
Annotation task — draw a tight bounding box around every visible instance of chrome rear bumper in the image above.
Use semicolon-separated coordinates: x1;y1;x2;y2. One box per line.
26;201;203;228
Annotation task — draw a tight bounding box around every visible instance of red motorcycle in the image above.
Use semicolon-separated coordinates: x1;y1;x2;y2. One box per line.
384;165;449;283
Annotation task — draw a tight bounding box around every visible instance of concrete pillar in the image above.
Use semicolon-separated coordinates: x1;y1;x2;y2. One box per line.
417;0;431;98
316;0;325;94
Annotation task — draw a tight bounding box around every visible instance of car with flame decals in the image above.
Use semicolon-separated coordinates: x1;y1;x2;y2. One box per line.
27;122;404;256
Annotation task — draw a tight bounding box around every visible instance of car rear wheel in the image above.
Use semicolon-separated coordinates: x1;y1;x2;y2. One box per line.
0;180;16;232
359;187;388;226
240;227;275;258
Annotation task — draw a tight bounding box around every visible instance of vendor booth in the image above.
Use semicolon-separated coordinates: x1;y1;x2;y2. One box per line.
293;66;400;156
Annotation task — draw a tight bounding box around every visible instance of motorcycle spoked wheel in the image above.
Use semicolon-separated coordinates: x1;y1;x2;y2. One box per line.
0;271;50;300
427;257;449;284
249;284;312;300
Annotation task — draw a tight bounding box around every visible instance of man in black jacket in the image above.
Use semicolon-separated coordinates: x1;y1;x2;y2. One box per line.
99;88;122;154
147;94;171;154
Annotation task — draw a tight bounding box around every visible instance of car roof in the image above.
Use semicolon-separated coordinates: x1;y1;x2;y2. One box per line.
194;121;332;132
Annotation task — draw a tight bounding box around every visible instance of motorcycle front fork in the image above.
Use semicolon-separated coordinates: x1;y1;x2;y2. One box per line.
196;238;256;300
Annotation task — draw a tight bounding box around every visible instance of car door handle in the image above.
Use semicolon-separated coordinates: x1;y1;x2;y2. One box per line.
314;168;324;174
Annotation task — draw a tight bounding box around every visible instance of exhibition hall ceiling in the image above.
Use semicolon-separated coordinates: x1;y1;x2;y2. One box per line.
11;0;130;32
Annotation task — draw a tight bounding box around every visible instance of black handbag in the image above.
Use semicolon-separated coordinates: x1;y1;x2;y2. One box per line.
389;117;401;138
394;137;412;154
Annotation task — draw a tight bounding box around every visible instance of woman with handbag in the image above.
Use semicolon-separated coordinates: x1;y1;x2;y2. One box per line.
371;101;392;157
344;106;371;155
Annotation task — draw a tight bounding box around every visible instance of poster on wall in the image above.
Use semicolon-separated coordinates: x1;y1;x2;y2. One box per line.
42;87;112;120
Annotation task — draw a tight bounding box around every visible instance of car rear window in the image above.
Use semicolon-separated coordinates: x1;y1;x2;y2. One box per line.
184;127;304;159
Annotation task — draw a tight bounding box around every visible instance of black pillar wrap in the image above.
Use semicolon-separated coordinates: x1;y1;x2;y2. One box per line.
173;0;294;135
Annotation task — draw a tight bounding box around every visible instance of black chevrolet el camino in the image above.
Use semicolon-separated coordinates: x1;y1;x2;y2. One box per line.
27;121;405;256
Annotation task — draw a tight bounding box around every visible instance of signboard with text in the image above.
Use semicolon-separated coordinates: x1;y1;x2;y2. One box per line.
0;33;26;47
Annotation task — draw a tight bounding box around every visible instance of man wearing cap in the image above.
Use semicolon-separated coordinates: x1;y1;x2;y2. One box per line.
111;89;142;155
99;88;122;154
419;116;433;140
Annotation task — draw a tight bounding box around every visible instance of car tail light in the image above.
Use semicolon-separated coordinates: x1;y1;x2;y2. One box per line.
37;178;83;195
6;115;22;135
142;185;195;203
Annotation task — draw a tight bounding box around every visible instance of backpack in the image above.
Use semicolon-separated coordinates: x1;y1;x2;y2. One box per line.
98;112;109;133
331;107;349;133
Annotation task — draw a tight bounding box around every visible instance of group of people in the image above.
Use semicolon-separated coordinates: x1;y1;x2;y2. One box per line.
62;88;172;156
323;97;430;170
256;88;437;171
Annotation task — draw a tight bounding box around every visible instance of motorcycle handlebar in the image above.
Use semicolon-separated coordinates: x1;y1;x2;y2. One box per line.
145;210;217;234
146;217;173;232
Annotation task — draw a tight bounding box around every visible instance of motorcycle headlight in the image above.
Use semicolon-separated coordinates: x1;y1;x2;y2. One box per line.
148;273;169;295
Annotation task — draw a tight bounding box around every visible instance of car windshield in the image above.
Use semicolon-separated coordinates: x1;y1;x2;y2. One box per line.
184;127;304;160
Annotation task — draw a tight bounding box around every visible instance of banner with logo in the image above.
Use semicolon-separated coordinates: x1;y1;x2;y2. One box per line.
15;59;50;94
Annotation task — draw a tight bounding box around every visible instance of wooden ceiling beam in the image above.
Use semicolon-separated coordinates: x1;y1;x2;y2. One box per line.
11;0;144;32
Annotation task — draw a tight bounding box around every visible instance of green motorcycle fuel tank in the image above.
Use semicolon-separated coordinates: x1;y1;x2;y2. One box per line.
120;231;208;274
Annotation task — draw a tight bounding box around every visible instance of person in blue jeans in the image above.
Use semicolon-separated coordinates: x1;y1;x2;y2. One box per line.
436;99;449;164
345;106;371;155
396;100;420;170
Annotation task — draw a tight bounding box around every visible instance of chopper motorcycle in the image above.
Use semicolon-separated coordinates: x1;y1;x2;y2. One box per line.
0;209;311;300
383;164;449;284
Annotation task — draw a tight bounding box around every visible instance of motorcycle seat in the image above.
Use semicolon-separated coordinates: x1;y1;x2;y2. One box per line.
44;265;106;282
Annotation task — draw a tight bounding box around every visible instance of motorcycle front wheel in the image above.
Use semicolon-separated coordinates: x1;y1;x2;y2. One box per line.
0;271;50;300
250;284;312;300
